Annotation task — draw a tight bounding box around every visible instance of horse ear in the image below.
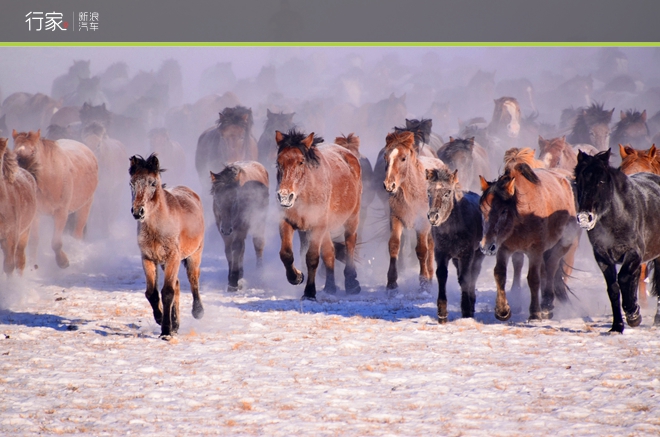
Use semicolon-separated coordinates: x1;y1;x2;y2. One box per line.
35;129;41;140
451;169;459;185
619;144;629;158
597;149;612;164
449;136;454;142
11;129;18;140
275;130;284;145
468;137;475;145
241;112;250;123
577;150;588;163
147;154;160;171
620;110;626;120
479;175;490;192
302;133;315;149
425;168;435;181
642;110;647;122
210;171;218;183
505;177;516;197
561;135;566;142
538;135;544;144
405;119;412;128
649;144;657;159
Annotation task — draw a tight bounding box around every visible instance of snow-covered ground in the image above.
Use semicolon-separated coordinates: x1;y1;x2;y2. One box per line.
1;226;659;436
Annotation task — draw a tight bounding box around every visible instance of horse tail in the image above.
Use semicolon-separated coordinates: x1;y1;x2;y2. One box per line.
334;133;360;157
554;258;578;302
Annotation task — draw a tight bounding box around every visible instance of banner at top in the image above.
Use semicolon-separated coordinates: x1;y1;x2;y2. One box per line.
2;0;659;43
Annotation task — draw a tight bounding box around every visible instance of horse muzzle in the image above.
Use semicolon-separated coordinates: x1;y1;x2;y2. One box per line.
427;210;441;227
220;227;233;236
384;181;397;193
479;239;497;256
277;191;296;208
131;206;145;221
577;211;597;230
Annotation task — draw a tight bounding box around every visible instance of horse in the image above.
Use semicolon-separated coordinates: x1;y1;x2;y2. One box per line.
383;131;446;291
426;168;484;322
148;128;186;185
210;162;269;292
566;102;614;152
575;150;660;332
537;136;599;172
79;103;147;154
256;109;296;167
195;106;258;192
51;60;91;101
436;137;490;192
618;143;660;308
129;154;205;339
275;129;362;299
0;138;37;276
483;97;538;161
12;130;98;269
610;110;651;149
479;163;580;321
2;92;61;133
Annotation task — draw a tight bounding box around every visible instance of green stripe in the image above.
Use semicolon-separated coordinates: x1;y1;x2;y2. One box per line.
1;42;659;47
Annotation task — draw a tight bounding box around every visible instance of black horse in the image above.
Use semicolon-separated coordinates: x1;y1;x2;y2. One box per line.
575;150;660;332
426;168;485;323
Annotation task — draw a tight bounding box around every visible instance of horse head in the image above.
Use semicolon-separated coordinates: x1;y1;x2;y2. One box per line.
275;129;322;208
478;171;519;256
574;150;616;230
383;131;417;194
210;165;241;236
128;153;164;222
218;106;253;162
426;168;462;227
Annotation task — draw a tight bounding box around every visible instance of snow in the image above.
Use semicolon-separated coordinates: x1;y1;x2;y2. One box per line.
0;231;659;436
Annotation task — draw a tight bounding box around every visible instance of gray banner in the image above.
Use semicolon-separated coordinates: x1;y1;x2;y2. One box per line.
1;0;659;42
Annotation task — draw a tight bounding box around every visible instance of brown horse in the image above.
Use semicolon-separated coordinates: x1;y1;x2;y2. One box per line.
383;131;446;291
0;138;37;275
195;106;258;191
538;136;599;172
129;154;205;339
12;130;98;268
436;136;490;192
503;147;545;171
619;143;660;307
275;129;362;299
210;161;269;292
566;102;614;152
479;164;580;321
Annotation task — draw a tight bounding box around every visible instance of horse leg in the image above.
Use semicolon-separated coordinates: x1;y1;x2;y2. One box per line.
618;251;642;328
458;253;477;318
493;248;512;321
415;228;432;292
651;259;660;326
320;233;336;295
229;235;246;292
142;258;162;326
298;230;310;274
0;235;17;276
302;231;323;300
28;215;39;266
184;247;204;320
223;234;238;292
638;263;648;309
160;256;181;338
279;220;303;286
253;233;265;271
469;250;486;317
425;231;435;288
509;252;525;314
343;211;361;295
15;227;30;275
72;198;93;240
539;245;567;320
387;217;404;290
51;208;70;269
594;252;624;333
434;250;451;323
527;252;544;321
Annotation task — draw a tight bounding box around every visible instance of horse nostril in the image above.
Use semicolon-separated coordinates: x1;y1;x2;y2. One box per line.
489;244;496;253
588;213;594;222
139;207;145;216
131;207;134;215
287;193;294;202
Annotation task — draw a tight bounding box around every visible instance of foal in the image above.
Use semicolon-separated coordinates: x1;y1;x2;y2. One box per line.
129;154;205;339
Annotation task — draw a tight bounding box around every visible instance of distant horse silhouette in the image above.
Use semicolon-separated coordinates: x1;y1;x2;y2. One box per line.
611;110;651;149
383;131;446;291
210;161;269;292
575;150;660;332
436;136;490;192
426;168;484;322
538;136;599;172
566;102;614;152
13;130;98;268
0;138;37;275
275;129;362;299
195;106;258;190
148;128;186;185
129;154;205;339
256;109;296;167
479;163;579;321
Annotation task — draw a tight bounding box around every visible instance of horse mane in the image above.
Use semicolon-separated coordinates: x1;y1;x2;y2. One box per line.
426;167;454;184
0;140;19;183
394;118;432;149
217;106;253;132
503;147;544;170
210;164;241;193
334;133;360;156
276;128;323;167
129;153;166;176
437;137;474;164
510;162;541;185
575;102;613;127
612;110;650;139
385;131;416;152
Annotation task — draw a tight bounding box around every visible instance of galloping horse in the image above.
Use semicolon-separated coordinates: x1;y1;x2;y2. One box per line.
275;129;362;299
426;168;484;322
566;102;614;152
13;130;98;268
575;150;660;332
383;131;446;291
129;154;205;339
210;161;269;292
479;163;580;321
195;106;258;191
538;136;599;172
0;138;37;276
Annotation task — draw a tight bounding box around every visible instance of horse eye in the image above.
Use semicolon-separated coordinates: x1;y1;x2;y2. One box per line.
402;157;406;161
151;181;157;187
299;161;304;166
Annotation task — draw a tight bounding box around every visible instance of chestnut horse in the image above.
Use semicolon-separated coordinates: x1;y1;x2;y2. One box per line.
383;131;446;291
619;143;660;307
479;163;580;321
275;129;362;299
0;138;37;275
195;106;258;191
129;154;205;339
537;136;599;172
210;161;269;292
12;130;98;268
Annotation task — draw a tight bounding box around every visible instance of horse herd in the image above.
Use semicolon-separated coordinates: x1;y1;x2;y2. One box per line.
2;97;660;340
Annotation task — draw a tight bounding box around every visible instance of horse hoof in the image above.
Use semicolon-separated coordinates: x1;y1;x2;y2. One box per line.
495;306;511;322
541;310;554;320
56;253;70;269
346;285;361;295
609;324;624;333
461;312;475;319
438;316;448;324
288;271;304;286
626;309;642;328
159;333;174;341
192;302;204;320
301;295;316;302
528;313;543;322
324;285;337;295
386;282;398;290
227;284;239;293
